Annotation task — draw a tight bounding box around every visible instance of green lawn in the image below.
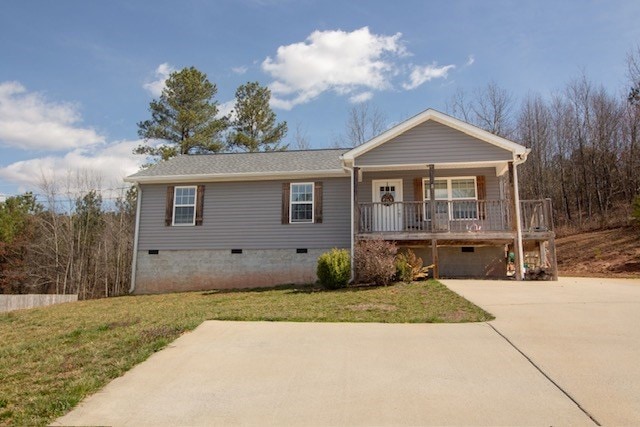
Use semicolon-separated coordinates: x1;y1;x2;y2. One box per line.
0;280;493;426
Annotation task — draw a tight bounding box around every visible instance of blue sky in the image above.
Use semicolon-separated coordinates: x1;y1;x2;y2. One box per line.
1;0;639;198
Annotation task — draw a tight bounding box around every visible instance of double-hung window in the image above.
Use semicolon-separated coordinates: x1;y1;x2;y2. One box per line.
290;183;314;223
423;177;477;220
173;186;197;225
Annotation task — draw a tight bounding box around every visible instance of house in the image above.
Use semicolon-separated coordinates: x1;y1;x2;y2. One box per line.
124;109;557;294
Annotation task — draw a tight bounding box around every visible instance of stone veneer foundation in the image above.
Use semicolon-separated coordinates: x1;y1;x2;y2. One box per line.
134;248;336;294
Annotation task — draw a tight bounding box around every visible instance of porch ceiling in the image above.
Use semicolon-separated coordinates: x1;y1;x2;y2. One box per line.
357;231;517;242
354;161;510;176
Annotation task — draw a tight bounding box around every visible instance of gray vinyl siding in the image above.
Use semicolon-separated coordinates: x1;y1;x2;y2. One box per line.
138;177;351;250
359;168;501;202
356;120;513;166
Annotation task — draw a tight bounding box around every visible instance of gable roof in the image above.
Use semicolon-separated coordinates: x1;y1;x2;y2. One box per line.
342;108;529;163
125;148;350;184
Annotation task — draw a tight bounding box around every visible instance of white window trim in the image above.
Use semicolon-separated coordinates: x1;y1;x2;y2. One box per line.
172;185;197;226
422;176;478;221
422;176;477;201
289;182;314;224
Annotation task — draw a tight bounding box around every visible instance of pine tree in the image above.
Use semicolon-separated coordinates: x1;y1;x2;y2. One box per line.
135;67;228;162
228;82;288;152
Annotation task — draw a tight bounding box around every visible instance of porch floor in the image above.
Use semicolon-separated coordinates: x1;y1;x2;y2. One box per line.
357;231;554;243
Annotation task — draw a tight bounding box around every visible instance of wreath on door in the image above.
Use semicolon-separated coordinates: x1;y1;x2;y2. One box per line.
381;192;395;206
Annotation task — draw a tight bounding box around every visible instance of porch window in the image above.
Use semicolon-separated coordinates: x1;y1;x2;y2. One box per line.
290;183;314;223
173;186;197;225
423;177;477;220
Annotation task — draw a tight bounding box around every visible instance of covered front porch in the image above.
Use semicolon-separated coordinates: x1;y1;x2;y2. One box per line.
339;108;557;281
349;163;558;281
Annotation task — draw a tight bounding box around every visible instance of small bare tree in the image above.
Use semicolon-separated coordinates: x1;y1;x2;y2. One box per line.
447;82;515;138
291;122;311;150
627;45;640;105
335;102;388;147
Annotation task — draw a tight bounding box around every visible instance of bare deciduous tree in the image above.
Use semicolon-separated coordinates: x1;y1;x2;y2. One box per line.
291;122;311;150
627;46;640;105
336;102;388;147
447;82;515;138
453;73;635;230
7;172;137;298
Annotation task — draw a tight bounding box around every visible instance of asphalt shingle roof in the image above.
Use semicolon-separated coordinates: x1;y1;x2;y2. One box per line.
128;148;350;179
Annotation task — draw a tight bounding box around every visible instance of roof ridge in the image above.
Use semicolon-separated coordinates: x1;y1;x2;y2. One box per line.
171;147;351;157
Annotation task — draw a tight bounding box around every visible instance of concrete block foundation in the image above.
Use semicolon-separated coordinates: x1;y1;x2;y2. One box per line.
401;244;507;278
134;248;335;294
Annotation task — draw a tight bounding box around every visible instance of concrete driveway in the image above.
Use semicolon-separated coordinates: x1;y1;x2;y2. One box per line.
444;277;640;426
55;277;640;426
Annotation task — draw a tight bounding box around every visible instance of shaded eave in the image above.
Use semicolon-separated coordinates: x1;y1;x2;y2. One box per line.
341;108;530;166
347;160;513;176
124;169;348;184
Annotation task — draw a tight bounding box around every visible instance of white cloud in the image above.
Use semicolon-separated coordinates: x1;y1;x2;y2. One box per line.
231;65;248;75
465;55;475;66
402;63;456;90
262;27;406;110
0;81;104;151
143;63;175;97
217;100;235;119
349;91;374;104
0;139;146;195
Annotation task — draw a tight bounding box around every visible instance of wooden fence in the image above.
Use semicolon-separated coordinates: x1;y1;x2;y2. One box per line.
0;294;78;313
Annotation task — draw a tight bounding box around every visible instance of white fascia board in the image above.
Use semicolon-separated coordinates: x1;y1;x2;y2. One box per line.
124;169;348;184
355;160;509;172
342;108;528;161
495;162;510;176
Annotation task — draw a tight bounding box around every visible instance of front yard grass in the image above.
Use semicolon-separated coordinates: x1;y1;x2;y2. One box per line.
0;280;492;426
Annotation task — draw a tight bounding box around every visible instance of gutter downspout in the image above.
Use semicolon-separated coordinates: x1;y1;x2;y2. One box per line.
340;157;355;283
349;166;355;283
129;183;142;294
342;160;356;282
512;157;525;280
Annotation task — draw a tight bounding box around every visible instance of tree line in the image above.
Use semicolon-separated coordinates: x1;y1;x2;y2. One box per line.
0;181;136;297
447;61;640;230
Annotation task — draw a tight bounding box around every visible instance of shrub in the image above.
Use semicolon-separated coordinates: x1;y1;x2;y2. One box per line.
395;254;412;283
395;249;424;283
354;239;397;286
317;248;351;289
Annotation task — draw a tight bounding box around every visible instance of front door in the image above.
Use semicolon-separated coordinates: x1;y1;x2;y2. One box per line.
372;179;403;232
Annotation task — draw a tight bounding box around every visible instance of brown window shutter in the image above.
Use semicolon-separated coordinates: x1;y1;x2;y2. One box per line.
281;183;290;224
476;176;486;200
476;176;486;220
195;185;205;226
165;186;175;226
314;182;323;223
413;178;423;202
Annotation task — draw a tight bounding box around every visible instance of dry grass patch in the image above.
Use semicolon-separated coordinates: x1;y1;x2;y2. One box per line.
347;303;397;312
0;280;491;426
557;226;640;277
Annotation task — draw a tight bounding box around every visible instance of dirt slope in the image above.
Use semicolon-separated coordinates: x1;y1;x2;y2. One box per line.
556;226;640;278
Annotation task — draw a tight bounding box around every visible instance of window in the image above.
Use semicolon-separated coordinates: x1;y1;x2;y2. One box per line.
290;183;314;223
423;177;477;220
173;186;197;225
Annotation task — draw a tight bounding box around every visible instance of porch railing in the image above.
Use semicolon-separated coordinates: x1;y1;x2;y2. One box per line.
520;198;554;232
358;199;552;234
